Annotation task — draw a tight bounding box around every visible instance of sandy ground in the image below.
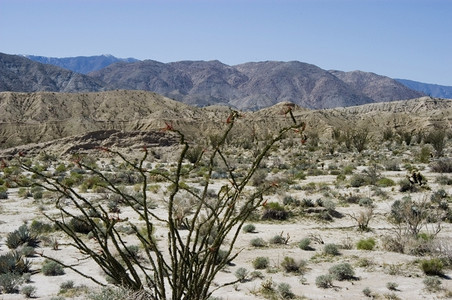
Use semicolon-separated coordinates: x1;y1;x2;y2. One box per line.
1;165;452;300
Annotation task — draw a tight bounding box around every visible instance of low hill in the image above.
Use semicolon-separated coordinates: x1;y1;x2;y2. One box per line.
1;90;450;154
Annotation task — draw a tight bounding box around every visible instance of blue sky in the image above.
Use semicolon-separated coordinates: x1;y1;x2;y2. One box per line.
1;0;451;85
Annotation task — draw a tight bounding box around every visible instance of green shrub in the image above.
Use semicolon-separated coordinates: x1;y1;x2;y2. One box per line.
269;234;287;245
6;224;40;249
386;282;398;291
362;287;372;297
277;282;295;299
242;224;256;233
250;238;266;247
69;216;93;234
262;202;289;220
350;174;369;187
234;267;249;282
329;263;355;280
252;257;269;269
0;252;31;275
298;238;313;250
420;258;444;276
0;272;24;293
356;238;376;250
323;243;340;256
377;178;395;187
430;158;452;173
59;280;75;292
315;274;333;288
423;276;442;292
281;257;307;274
21;285;37;298
42;259;65;276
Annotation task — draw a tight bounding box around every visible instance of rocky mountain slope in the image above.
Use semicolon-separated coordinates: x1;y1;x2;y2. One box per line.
90;60;425;110
0;53;105;92
1;90;450;154
1;53;427;110
25;54;139;74
396;78;452;99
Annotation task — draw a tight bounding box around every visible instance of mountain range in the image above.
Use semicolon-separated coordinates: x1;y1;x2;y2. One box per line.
2;52;450;110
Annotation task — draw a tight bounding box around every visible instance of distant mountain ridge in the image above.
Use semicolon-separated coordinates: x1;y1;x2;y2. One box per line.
395;79;452;99
0;52;430;110
25;54;139;74
0;53;105;92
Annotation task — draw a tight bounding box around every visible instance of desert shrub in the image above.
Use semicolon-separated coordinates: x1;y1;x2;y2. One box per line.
350;174;369;187
329;263;355;280
242;224;256;233
281;257;307;274
300;198;314;208
250;238;266;247
262;202;289;220
357;238;376;250
41;259;65;276
417;145;432;163
124;245;140;259
0;252;31;275
252;257;269;269
323;243;340;256
436;175;452;185
398;178;418;192
425;130;446;157
315;274;333;288
50;297;66;300
359;197;374;207
430;158;452;173
234;267;249;282
21;285;37;298
251;169;268;186
298;238;313;250
377;177;396;187
269;232;289;245
6;224;40;249
69;216;93;234
86;286;137;300
59;280;75;292
30;219;54;234
0;272;23;293
277;282;295;299
423;276;442;292
384;159;401;171
362;287;373;297
282;195;300;206
420;258;444;276
386;282;398;291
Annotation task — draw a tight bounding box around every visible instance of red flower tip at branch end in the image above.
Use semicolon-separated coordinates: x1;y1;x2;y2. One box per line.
162;122;174;131
262;199;268;207
1;159;8;169
96;146;110;152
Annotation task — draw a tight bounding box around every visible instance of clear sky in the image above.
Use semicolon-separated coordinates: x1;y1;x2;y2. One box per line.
1;0;451;85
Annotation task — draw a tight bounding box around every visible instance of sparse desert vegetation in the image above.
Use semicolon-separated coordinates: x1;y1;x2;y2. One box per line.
1;97;452;299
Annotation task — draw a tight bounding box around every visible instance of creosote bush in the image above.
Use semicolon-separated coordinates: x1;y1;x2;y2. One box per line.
329;263;355;281
357;238;376;250
420;258;444;276
252;257;269;270
315;274;333;288
42;259;65;276
323;243;340;256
